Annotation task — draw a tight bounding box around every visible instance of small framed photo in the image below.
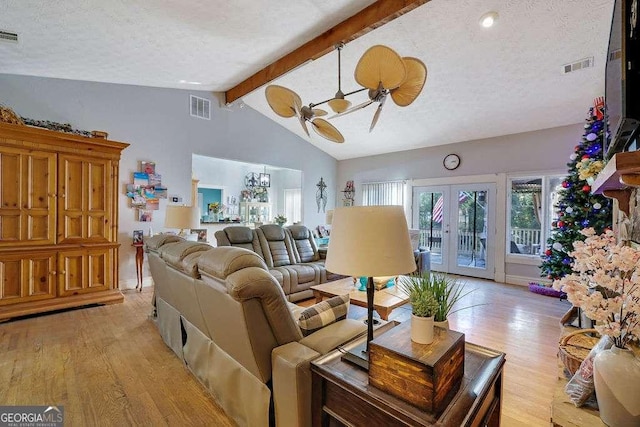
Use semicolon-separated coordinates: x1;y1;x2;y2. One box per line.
191;228;207;243
141;161;156;175
259;173;271;187
133;230;144;245
139;210;153;222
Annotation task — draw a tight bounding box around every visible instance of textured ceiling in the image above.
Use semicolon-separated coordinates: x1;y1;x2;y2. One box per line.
0;0;614;160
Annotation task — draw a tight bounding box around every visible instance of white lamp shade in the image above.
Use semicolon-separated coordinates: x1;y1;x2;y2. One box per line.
325;206;416;277
165;205;199;231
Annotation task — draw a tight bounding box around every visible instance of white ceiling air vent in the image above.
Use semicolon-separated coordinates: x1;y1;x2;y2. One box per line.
190;95;211;120
0;30;19;44
562;57;594;74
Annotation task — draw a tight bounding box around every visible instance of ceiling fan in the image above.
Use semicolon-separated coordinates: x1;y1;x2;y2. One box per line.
333;45;427;132
264;44;427;142
264;85;345;143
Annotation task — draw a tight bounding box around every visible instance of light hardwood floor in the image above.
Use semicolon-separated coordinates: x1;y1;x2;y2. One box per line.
0;278;569;426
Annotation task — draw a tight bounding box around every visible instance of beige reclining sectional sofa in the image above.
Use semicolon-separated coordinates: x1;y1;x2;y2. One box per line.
215;224;344;302
144;234;366;427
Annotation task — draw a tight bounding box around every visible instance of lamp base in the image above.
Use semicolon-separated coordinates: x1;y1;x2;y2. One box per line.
341;342;369;370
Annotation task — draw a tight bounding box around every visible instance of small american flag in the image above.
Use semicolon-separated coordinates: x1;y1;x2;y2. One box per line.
432;192;469;223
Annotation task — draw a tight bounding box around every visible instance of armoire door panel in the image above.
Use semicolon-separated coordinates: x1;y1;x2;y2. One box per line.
0;252;56;305
0;214;21;241
0;147;56;246
87;248;111;290
88;162;107;211
0;152;21;209
88;215;107;239
28;213;51;240
58;155;111;243
59;251;84;295
0;258;22;301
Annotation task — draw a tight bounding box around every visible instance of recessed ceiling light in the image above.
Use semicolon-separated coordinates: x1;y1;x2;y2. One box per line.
479;11;498;28
179;80;203;85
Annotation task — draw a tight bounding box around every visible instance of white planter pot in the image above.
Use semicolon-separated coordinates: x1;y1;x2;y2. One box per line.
411;314;434;344
434;319;449;330
593;346;640;426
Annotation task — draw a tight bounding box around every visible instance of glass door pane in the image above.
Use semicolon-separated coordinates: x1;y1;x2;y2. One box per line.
412;186;449;272
449;183;495;279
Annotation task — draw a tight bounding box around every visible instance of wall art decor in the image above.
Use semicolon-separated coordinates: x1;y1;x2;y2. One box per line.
125;161;168;221
316;177;327;213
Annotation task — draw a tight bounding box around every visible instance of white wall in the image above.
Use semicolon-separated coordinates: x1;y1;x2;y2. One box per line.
0;73;337;289
336;124;582;285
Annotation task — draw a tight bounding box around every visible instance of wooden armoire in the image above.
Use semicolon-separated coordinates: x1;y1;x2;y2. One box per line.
0;122;128;321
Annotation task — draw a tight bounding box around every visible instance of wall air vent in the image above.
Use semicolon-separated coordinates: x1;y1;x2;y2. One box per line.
0;30;18;43
562;57;594;74
190;95;211;120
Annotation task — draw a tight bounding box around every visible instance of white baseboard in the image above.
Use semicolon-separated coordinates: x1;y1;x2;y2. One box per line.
504;274;551;287
120;277;154;291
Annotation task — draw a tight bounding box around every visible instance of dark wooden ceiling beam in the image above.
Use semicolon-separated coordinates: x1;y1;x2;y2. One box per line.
224;0;430;104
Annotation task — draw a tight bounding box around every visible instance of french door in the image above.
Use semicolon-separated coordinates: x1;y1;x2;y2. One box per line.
412;183;496;279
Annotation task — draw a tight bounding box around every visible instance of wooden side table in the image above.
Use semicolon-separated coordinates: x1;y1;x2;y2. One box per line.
132;243;144;292
311;323;506;426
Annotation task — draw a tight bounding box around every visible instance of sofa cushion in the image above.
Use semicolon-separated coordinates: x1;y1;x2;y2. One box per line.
215;226;264;258
258;225;294;267
159;241;211;271
287;226;318;263
144;234;184;252
198;246;267;279
181;251;205;278
297;294;350;336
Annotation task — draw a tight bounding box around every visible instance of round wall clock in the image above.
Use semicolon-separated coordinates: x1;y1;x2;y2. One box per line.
443;154;461;170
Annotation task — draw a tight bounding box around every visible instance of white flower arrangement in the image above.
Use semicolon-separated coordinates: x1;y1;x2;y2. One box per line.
553;228;640;349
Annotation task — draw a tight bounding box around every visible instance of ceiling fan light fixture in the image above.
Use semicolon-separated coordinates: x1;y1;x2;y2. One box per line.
328;97;351;114
479;11;498;28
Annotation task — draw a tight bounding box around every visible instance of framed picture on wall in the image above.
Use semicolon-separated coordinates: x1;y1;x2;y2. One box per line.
132;230;144;245
191;229;207;243
259;173;271;187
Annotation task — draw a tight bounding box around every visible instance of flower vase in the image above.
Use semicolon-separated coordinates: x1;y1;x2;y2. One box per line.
411;315;434;344
593;346;640;426
211;212;219;222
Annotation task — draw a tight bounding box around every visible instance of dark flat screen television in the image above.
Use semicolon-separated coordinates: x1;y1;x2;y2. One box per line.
605;0;640;159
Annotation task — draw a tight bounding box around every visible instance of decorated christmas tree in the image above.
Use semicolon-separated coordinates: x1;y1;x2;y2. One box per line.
540;99;613;281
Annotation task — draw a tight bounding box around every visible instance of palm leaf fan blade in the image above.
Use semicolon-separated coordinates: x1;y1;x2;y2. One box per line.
391;58;427;107
265;85;301;118
312;119;345;143
354;45;407;90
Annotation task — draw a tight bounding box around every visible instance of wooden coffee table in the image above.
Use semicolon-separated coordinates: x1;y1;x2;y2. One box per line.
311;277;409;320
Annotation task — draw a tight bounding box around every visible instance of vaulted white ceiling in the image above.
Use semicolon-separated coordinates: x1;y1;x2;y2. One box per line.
0;0;614;160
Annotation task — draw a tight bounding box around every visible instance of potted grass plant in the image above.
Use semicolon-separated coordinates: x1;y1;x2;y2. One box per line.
398;275;439;344
401;271;480;330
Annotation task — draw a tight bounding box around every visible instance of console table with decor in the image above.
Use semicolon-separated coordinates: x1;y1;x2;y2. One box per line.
311;323;505;426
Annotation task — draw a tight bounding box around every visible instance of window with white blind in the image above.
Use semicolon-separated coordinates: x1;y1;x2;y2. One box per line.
284;188;302;224
361;181;406;206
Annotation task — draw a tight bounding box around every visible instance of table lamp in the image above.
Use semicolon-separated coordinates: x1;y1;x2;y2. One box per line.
325;205;416;369
164;205;199;237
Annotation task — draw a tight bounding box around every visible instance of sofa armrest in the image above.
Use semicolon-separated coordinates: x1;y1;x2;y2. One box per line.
272;342;320;427
298;318;366;354
271;319;366;427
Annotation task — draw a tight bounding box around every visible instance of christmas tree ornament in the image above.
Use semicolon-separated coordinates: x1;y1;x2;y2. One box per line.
552;242;563;251
562;181;570;188
569;153;578;160
565;207;573;213
581;219;590;227
557;220;565;228
582;185;591;192
545;249;552;256
586;133;597;141
562;258;572;265
593;202;602;210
